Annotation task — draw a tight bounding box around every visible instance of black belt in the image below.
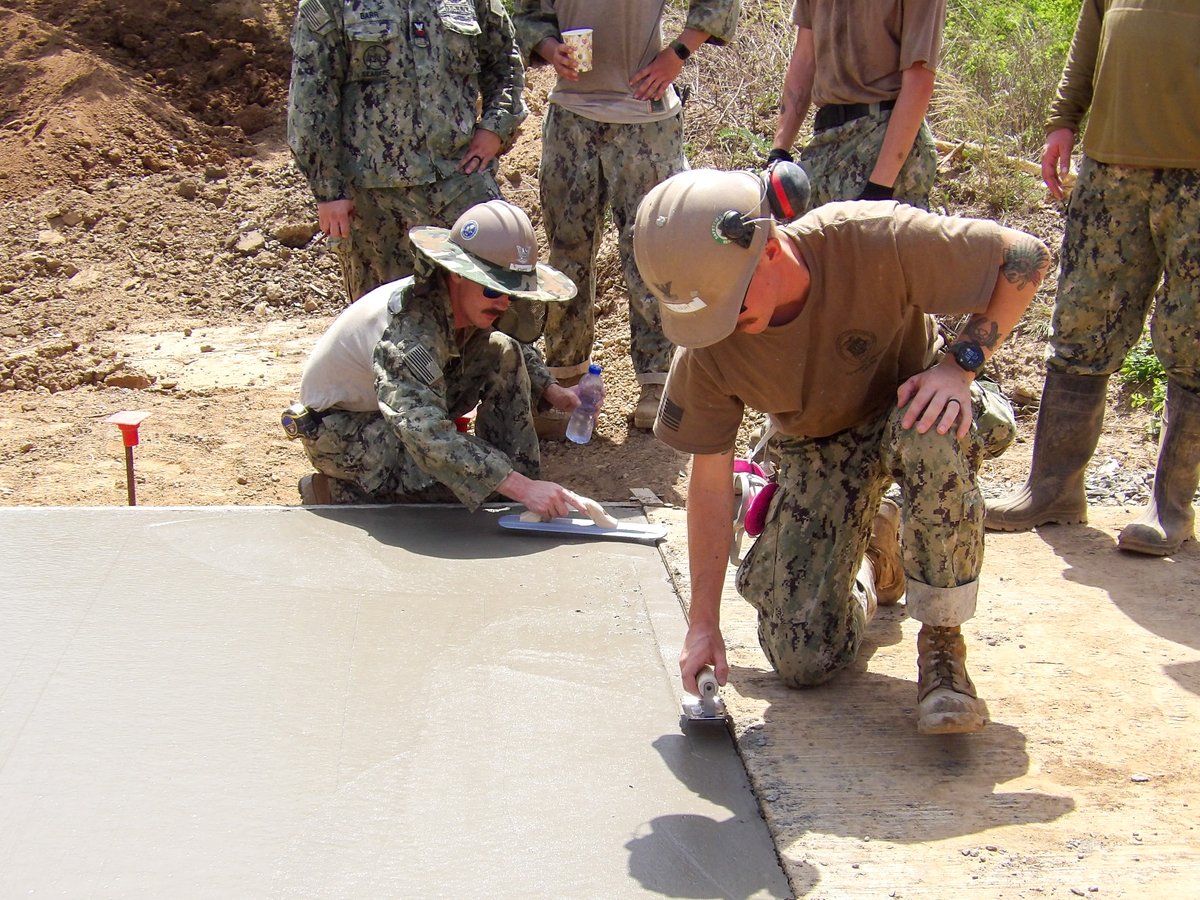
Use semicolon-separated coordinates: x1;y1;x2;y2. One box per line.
814;99;897;133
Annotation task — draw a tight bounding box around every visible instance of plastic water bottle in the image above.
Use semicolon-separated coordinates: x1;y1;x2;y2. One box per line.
566;363;604;444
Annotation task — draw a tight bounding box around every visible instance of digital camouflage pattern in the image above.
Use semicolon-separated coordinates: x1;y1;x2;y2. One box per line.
288;0;527;300
538;104;684;379
302;277;546;509
800;112;938;208
1048;156;1200;395
735;382;1015;687
331;172;501;302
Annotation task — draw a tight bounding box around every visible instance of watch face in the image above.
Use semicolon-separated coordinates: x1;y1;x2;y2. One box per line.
955;341;985;372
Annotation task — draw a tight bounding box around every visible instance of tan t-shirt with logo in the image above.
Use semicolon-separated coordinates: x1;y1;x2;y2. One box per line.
791;0;947;106
653;202;1005;455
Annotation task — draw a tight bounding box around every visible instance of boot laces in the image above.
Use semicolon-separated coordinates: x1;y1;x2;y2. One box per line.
919;628;974;701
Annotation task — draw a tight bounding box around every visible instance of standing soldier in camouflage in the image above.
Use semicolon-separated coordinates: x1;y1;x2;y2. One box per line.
634;169;1048;733
512;0;740;436
288;0;527;305
292;200;587;515
986;0;1200;557
768;0;945;209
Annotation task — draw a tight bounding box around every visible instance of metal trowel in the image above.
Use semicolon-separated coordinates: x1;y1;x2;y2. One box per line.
681;666;728;722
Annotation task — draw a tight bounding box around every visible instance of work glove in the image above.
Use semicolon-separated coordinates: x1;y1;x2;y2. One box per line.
766;147;794;166
857;180;895;201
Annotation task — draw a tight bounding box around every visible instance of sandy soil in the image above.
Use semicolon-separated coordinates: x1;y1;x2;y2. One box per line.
2;3;1195;897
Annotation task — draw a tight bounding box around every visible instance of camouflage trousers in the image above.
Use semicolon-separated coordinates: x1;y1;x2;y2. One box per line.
334;171;500;303
736;382;1016;687
800;111;938;208
1048;156;1200;394
302;331;541;506
538;104;684;381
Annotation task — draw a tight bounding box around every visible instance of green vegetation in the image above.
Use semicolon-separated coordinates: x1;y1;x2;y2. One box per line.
1119;338;1168;432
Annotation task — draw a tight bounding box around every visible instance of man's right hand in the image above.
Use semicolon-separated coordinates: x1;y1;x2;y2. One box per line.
318;199;355;239
680;620;729;696
536;38;579;81
1041;128;1076;200
497;471;586;520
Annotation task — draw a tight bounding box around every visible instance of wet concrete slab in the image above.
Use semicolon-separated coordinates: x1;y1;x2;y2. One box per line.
0;506;789;899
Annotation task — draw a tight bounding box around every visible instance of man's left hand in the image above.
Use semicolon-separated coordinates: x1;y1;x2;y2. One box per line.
457;128;503;174
630;48;683;101
897;357;974;438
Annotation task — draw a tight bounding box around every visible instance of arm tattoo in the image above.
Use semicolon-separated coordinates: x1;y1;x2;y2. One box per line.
778;87;801;116
1001;238;1049;290
961;316;1001;350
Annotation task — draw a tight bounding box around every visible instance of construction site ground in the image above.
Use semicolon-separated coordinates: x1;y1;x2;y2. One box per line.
1;2;1197;896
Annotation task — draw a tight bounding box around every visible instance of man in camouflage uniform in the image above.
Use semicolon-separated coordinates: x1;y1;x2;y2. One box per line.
513;0;739;435
768;0;945;209
634;169;1048;733
986;0;1200;558
293;200;587;516
288;0;527;305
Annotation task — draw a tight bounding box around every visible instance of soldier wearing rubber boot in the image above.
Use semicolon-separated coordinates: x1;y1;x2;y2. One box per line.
635;169;1048;733
985;0;1200;557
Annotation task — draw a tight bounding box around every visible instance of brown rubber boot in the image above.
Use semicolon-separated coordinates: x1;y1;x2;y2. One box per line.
865;498;904;605
1118;380;1200;556
298;473;332;506
916;625;988;734
985;371;1109;531
535;374;581;441
632;383;664;430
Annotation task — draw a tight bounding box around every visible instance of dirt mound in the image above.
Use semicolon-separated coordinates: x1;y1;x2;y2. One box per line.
0;0;294;202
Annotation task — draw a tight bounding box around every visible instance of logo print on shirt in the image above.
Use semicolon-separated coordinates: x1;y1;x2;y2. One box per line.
659;397;684;431
836;329;880;372
363;45;388;70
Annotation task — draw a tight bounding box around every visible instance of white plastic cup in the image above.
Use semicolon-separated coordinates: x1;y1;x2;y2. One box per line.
561;28;593;73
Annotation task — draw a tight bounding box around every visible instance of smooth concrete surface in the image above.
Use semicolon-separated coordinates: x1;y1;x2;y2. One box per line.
0;506;789;899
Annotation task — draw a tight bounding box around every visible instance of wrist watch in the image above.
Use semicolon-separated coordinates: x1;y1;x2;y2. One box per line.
946;339;986;375
670;39;691;61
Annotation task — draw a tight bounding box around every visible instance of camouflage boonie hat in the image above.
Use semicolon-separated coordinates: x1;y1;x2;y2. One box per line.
411;200;576;302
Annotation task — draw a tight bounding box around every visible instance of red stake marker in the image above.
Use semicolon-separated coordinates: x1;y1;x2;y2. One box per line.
105;410;150;506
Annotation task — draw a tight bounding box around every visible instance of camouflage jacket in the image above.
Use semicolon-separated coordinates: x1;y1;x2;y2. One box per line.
288;0;528;201
373;277;551;508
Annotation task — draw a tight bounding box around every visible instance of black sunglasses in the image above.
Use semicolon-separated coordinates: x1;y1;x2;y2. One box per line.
482;287;508;299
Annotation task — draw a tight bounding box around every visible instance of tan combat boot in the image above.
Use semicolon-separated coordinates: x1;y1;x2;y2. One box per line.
865;498;904;605
916;625;988;734
298;473;333;506
632;383;664;431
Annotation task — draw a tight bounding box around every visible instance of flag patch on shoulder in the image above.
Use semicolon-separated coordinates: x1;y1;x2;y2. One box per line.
659;397;684;431
403;343;441;386
299;0;333;34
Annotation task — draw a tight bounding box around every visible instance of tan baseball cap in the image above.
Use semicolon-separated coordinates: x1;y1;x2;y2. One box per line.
634;169;770;349
410;200;576;302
